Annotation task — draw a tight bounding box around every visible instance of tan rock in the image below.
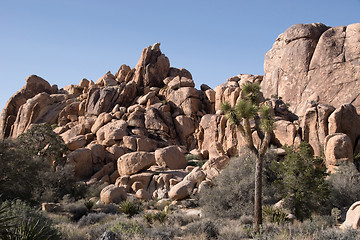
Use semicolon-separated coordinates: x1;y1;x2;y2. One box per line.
183;167;206;185
90;162;114;181
341;201;360;229
174;115;195;146
202;155;230;171
123;136;137;151
91;112;112;134
87;143;105;172
273;120;297;146
144;107;169;133
261;23;360;116
79;78;89;88
66;135;86;151
155;146;187;170
328;104;360;152
168;180;194;200
115;64;131;83
67;148;93;179
131;181;144;192
135;189;151;200
100;184;126;204
60;123;86;144
96;120;128;146
324;133;353;171
0;75;53;138
117;152;156;176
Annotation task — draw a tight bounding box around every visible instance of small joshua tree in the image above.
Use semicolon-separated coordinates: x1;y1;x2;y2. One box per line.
221;82;274;232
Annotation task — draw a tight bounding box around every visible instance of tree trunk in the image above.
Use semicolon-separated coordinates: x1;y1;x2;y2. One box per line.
254;154;263;232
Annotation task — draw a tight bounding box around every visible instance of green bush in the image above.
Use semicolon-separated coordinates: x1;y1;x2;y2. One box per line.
119;200;143;217
199;151;277;219
262;205;288;224
327;163;360;210
111;220;144;239
0;124;81;203
143;211;168;224
270;142;330;220
185;219;219;240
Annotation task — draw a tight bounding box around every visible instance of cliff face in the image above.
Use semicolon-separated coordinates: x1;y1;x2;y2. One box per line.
261;23;360;117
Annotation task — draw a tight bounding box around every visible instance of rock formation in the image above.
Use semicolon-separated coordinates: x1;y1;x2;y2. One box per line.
262;23;360;117
2;22;360;203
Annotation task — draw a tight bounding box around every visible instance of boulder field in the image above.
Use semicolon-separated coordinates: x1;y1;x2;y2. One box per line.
2;23;360;202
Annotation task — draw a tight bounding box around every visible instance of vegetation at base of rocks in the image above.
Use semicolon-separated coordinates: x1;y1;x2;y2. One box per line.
262;205;289;224
119;200;143;217
270;142;330;220
199;151;277;219
0;200;60;240
143;211;168;224
0;124;85;204
328;163;360;211
221;82;275;231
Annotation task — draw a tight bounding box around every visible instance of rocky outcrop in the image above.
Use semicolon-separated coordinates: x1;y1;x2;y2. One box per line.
4;31;360;204
262;23;360;116
0;75;57;138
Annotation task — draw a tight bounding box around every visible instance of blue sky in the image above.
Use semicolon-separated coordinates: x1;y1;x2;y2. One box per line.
1;0;360;110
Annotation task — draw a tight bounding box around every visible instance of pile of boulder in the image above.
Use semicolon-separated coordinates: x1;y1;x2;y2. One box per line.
2;22;360;204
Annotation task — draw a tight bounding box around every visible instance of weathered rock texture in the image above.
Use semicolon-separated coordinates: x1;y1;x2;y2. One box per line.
3;26;360;203
262;23;360;117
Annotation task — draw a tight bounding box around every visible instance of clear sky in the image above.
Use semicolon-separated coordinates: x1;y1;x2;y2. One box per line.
1;0;360;111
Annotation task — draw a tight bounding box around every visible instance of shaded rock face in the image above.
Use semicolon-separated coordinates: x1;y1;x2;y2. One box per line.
0;75;54;138
262;23;360;116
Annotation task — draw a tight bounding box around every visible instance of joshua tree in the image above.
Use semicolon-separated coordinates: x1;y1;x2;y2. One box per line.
221;82;274;232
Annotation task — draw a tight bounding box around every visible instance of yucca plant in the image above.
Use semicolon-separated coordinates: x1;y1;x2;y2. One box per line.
0;205;15;232
3;218;59;240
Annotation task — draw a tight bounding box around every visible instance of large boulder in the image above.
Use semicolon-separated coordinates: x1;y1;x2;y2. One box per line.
166;87;201;116
0;75;54;139
302;103;335;156
67;148;93;179
324;133;354;172
96;120;128;146
341;201;360;229
328;104;360;153
174;115;195;147
155;146;187;170
272;120;299;147
117;152;156;176
10;93;66;137
133;43;170;88
261;23;360;116
100;184;126;204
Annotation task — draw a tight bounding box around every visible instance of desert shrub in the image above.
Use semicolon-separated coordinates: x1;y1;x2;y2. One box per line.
0;200;59;240
0;124;82;203
262;205;288;224
61;201;88;222
199;151;277;219
119;200;143;217
270;142;330;220
144;225;176;240
111;220;144;239
312;228;360;240
185;219;219;240
143;211;168;224
166;212;200;227
77;212;107;227
327;163;360;210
